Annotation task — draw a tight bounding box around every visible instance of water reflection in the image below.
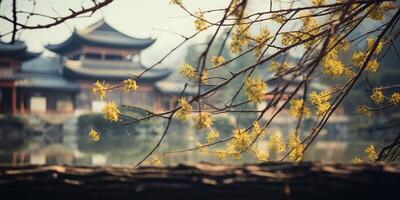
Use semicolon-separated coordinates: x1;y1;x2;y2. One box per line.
0;114;382;165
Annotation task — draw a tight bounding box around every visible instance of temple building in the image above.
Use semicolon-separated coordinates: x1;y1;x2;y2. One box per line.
0;19;189;115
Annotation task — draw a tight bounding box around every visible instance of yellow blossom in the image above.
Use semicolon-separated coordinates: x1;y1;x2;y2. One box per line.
196;142;209;155
148;156;163;166
281;32;300;46
206;129;220;143
250;121;264;138
389;92;400;104
194;11;207;31
199;71;209;84
311;0;326;6
309;90;331;116
254;28;271;57
271;14;286;24
103;101;119;122
229;23;249;54
352;51;365;67
367;37;384;54
88;129;100;142
255;150;269;162
289;99;311;118
370;88;384;104
193;112;213;129
367;4;384;21
268;133;285;156
269;61;288;74
176;97;192;121
352;157;363;164
180;63;196;79
365;144;377;161
322;49;344;76
214;149;229;160
366;58;379;72
288;133;304;162
210;56;225;67
122;79;138;93
92;80;109;101
357;105;372;117
309;90;331;105
231;128;252;152
244;78;267;103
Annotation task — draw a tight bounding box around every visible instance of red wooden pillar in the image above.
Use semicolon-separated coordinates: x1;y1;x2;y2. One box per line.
12;85;16;114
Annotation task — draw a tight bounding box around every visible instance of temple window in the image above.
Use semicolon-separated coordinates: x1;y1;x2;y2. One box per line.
104;54;124;61
84;53;102;60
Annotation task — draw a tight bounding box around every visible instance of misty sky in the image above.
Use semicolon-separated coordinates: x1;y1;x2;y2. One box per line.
0;0;302;68
0;0;232;67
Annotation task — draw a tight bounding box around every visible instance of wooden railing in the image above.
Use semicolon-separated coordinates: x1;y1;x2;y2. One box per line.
0;162;399;199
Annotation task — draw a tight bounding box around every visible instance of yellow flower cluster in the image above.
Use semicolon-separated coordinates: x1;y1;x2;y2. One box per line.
210;56;225;67
179;63;196;79
357;105;372;118
365;144;377;161
92;80;109;100
311;0;326;6
193;112;213;129
268;133;286;156
352;157;363;164
206;129;220;143
288;133;304;162
199;71;209;84
367;37;384;54
367;2;396;21
244;78;267;103
322;49;344;76
254;28;271;57
289;99;311;118
309;90;331;116
352;51;365;67
300;15;320;48
229;23;249;54
122;79;138;93
196;142;209;155
269;61;288;74
88;129;100;142
230;128;252;152
250;121;264;138
194;11;207;31
281;32;300;46
175;97;192;121
370;88;384;104
255;150;269;162
271;14;286;24
103;101;119;122
389;92;400;104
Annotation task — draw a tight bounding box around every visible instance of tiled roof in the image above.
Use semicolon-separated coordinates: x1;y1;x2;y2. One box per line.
46;19;155;54
16;73;80;91
0;69;17;81
0;40;41;61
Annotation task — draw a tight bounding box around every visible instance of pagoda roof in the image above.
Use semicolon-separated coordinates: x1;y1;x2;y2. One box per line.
0;40;41;61
63;59;171;82
46;19;156;54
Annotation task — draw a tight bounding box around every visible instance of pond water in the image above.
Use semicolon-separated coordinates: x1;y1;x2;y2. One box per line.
0;114;383;166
